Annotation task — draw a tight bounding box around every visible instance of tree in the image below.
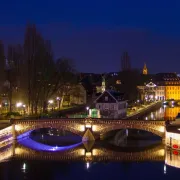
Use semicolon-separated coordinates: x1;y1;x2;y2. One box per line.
0;41;5;85
5;44;24;112
23;24;77;114
23;24;49;114
40;57;76;111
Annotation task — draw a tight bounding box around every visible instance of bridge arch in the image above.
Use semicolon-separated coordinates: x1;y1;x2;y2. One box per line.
15;121;84;138
98;121;165;138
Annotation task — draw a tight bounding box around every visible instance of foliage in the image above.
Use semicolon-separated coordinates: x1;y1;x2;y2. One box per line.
6;112;21;117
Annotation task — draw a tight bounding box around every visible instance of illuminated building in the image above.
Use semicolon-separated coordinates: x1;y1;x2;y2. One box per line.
156;73;180;100
166;124;180;151
137;82;165;101
94;90;127;118
142;63;148;75
138;73;180;101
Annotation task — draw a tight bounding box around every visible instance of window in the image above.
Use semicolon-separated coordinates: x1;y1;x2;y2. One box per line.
105;96;108;101
116;80;121;84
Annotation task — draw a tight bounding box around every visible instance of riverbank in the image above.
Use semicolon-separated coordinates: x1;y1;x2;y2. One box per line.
0;105;86;129
125;101;162;120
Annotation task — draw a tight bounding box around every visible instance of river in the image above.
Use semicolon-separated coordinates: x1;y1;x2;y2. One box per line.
0;105;180;180
143;104;180;120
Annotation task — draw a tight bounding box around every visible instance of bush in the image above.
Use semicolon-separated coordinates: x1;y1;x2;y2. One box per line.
6;112;21;117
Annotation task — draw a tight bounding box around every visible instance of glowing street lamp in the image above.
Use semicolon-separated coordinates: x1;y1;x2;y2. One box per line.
48;100;54;111
16;102;22;108
56;97;61;110
86;106;89;116
56;97;60;101
48;100;54;104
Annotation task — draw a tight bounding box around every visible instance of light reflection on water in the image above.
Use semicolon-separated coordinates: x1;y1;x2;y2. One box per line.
143;106;180;120
0;129;180;180
0;140;179;180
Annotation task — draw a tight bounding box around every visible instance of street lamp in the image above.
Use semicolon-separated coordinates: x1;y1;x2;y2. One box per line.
16;102;22;108
86;106;89;116
56;97;61;110
16;102;23;114
48;100;53;104
48;100;54;111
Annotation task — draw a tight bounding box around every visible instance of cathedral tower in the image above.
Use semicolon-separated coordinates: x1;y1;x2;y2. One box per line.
101;76;106;93
143;63;148;75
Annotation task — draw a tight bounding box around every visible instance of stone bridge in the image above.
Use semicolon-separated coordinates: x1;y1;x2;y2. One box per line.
11;118;165;141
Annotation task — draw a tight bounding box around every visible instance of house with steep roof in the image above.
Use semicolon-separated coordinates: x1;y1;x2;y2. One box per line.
94;90;127;119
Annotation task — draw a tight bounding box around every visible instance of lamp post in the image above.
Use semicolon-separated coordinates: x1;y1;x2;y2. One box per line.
48;100;54;111
16;102;23;114
56;97;61;110
86;106;89;116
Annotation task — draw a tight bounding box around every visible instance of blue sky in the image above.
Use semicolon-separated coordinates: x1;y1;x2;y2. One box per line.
1;0;180;73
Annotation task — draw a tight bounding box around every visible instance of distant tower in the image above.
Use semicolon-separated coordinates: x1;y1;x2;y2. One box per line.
143;63;148;75
101;76;106;93
121;52;131;71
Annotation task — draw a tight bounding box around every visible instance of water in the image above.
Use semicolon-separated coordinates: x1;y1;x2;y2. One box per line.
0;140;179;180
143;105;180;120
0;160;178;180
1;106;180;179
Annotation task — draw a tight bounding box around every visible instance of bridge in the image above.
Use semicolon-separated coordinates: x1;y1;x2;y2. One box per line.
9;118;165;141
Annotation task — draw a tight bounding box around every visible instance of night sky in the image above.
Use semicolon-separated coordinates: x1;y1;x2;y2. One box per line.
1;0;180;73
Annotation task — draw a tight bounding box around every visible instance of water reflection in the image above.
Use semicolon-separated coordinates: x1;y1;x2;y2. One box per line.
0;140;180;180
144;105;180;120
0;139;165;162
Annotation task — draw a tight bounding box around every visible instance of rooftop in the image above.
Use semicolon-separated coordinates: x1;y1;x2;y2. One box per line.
107;90;125;101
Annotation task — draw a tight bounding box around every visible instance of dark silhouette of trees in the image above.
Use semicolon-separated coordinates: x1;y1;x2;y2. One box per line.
0;41;5;85
0;24;77;114
22;24;76;114
5;44;24;112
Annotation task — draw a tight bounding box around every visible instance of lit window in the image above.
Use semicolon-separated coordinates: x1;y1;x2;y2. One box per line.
116;80;121;84
105;96;108;101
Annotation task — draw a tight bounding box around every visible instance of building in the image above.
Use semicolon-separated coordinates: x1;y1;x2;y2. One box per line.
137;81;165;101
166;124;180;151
156;73;180;100
137;73;180;101
96;75;106;93
94;90;127;119
142;63;148;75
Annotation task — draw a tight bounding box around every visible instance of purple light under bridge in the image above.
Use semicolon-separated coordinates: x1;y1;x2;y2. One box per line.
17;130;82;152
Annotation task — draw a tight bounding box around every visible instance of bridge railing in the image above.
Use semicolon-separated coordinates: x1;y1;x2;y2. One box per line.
12;117;166;121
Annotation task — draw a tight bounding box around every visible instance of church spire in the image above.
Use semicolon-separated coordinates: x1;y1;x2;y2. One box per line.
143;63;148;75
101;75;106;92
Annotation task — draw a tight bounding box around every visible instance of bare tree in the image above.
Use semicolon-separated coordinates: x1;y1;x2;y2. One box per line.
23;24;77;114
0;41;5;85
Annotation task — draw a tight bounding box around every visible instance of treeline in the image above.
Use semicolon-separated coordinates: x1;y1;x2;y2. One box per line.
0;24;78;114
